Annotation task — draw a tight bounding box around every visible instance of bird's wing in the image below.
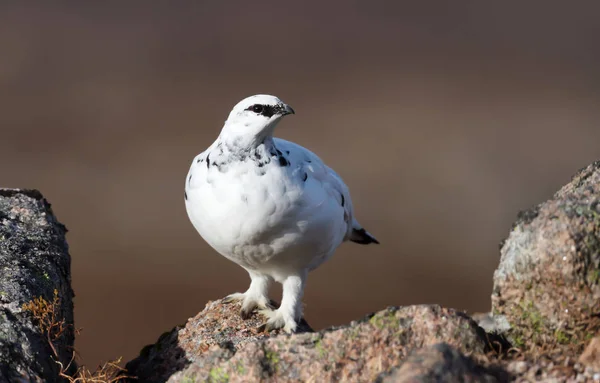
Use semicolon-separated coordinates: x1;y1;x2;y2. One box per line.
274;138;355;238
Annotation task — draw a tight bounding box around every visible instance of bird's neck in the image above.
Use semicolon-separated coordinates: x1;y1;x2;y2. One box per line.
218;118;280;151
214;134;277;161
217;132;276;153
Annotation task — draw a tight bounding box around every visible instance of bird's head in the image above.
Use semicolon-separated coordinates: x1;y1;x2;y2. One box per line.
220;94;295;148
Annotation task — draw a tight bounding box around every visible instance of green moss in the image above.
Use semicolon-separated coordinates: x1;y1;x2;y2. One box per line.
519;301;543;333
208;367;229;383
509;300;547;348
180;377;196;383
588;269;600;285
585;332;595;340
512;334;525;348
554;329;570;345
264;349;279;372
369;310;400;331
235;362;246;375
348;325;361;340
265;350;279;364
530;311;543;332
315;339;327;359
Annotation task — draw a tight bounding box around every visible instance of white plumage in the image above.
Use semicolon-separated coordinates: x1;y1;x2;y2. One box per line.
185;94;378;333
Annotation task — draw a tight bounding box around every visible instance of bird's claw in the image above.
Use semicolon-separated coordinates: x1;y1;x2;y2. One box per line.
257;309;297;334
223;293;245;304
223;293;274;319
241;305;256;320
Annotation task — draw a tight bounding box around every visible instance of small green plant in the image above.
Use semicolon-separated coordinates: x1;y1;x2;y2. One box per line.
554;330;570;345
208;367;229;383
315;339;327;359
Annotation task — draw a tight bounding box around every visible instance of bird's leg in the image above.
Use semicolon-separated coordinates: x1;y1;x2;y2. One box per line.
223;271;273;319
259;271;306;333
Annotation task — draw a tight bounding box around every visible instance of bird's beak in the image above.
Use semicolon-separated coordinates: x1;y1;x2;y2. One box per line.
280;104;295;116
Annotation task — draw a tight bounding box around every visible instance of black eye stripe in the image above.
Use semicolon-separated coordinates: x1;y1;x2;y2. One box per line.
245;104;277;118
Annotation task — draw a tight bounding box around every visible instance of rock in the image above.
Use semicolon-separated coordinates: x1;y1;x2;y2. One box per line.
0;189;75;382
125;298;312;383
471;312;511;335
579;336;600;371
492;162;600;351
126;300;489;382
375;343;509;383
503;357;599;382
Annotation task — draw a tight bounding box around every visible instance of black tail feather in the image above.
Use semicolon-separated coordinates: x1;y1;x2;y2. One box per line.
350;228;380;245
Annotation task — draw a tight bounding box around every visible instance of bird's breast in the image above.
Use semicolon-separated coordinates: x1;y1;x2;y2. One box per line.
186;162;306;251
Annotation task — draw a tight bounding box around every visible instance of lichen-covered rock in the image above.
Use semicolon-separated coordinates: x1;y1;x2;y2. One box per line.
125;298;312;383
0;189;75;382
492;161;600;351
127;299;489;383
375;343;508;383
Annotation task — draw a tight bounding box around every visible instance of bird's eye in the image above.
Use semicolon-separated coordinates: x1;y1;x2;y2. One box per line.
252;105;264;113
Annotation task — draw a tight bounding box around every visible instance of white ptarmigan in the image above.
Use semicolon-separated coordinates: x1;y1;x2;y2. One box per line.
184;94;378;333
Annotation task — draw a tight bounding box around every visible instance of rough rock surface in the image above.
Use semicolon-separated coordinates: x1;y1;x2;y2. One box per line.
125;298;312;383
0;189;75;383
126;300;489;382
375;343;508;383
492;161;600;351
579;336;600;371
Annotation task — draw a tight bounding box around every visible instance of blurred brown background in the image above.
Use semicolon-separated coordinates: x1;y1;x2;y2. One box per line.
2;1;599;367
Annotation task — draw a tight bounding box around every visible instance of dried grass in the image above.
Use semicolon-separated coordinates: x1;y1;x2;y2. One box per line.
22;289;132;382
